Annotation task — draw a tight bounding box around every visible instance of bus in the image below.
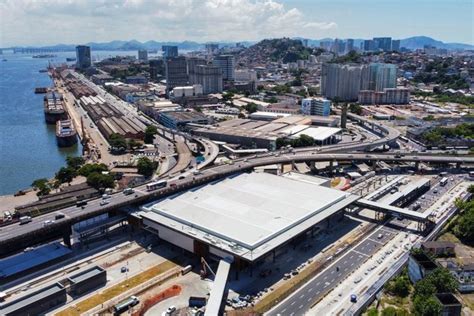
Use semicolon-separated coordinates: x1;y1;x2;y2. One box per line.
440;177;448;187
113;296;139;315
146;180;167;191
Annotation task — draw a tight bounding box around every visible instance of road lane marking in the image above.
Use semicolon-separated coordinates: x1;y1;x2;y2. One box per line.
299;305;304;309
291;301;296;306
308;288;313;293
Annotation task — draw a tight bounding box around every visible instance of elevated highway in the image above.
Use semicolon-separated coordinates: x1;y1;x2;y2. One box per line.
1;151;473;256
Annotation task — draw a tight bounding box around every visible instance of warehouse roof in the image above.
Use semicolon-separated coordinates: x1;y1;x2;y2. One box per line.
141;172;359;261
293;126;341;141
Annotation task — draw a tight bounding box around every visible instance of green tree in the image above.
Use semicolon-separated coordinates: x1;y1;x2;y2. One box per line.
78;163;108;177
468;185;474;194
367;308;379;316
86;172;115;190
413;295;442;316
66;156;85;170
144;125;158;144
31;178;51;196
244;102;259;114
137;157;157;177
426;267;458;293
128;138;141;149
386;272;411;298
55;166;76;184
414;278;437;297
222;92;234;102
109;133;127;149
349;103;363;115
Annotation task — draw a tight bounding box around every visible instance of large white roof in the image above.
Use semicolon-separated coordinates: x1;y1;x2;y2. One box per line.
294;126;341;141
141;172;359;261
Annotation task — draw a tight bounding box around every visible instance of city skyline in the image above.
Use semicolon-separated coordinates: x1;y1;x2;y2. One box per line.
0;0;472;47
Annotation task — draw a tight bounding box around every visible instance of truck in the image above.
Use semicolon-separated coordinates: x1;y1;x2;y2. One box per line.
19;216;32;224
113;296;139;315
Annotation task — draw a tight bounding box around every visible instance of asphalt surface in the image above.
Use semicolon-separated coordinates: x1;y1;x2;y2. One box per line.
269;227;397;316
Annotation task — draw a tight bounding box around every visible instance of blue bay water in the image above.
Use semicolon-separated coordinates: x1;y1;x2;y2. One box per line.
0;50;146;195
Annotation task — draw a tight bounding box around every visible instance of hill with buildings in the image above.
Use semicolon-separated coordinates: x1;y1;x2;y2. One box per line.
237;38;316;66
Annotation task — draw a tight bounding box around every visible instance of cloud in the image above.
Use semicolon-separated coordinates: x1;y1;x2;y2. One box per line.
0;0;337;46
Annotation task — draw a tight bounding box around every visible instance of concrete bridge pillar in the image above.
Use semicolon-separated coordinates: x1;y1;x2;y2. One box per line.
415;161;420;171
456;162;461;169
63;225;72;248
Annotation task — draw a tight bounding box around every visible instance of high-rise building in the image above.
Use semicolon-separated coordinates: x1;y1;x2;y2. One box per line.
346;39;355;52
373;37;392;52
194;65;223;94
213;55;235;81
187;57;207;85
149;59;164;81
301;97;332;116
75;45;91;69
391;40;401;52
320;41;332;51
321;63;368;101
138;49;148;61
367;63;397;91
165;56;188;91
162;45;178;58
363;40;375;52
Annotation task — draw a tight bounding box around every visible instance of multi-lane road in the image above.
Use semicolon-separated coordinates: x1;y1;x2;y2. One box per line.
269;226;398;316
1;151;473;252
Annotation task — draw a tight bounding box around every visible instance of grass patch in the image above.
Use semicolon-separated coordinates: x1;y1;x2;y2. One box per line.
56;261;176;316
437;232;461;243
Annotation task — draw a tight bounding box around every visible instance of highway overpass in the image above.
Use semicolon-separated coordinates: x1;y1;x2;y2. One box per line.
0;151;473;256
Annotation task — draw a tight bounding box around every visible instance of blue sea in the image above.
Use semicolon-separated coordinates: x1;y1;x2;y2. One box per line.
0;50;147;195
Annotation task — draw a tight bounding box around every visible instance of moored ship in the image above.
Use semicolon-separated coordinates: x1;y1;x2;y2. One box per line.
56;119;78;147
44;91;67;124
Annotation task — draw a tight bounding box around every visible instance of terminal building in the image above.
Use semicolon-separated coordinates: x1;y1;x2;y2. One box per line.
137;172;359;273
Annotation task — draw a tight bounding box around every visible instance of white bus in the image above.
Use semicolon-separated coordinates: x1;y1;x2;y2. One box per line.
146;180;167;191
440;177;448;187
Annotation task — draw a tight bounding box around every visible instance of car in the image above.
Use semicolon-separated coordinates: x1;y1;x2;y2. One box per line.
165;306;176;314
121;266;129;273
350;294;357;302
377;233;384;239
43;220;55;227
100;200;110;206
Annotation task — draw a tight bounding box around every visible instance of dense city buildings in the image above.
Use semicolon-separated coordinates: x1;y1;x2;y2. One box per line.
165;56;188;91
161;45;178;58
75;45;91;69
213;55;235;81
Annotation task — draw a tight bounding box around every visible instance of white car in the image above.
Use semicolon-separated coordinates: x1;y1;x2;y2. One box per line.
165;306;176;315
